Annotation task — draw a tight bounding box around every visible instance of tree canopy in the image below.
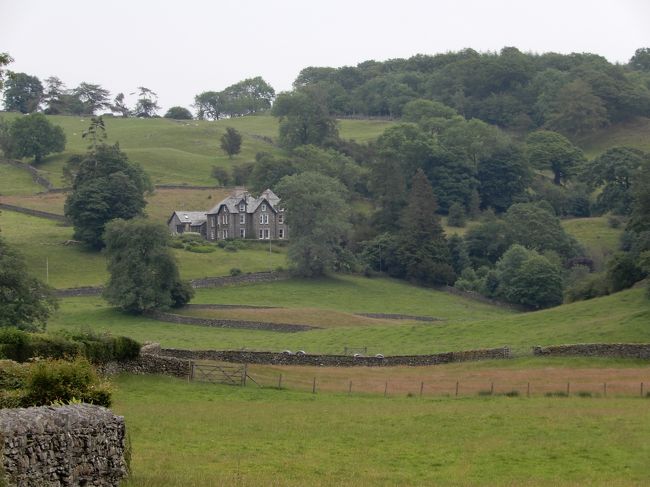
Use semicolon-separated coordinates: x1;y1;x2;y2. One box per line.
5;113;66;163
220;127;242;159
164;106;193;120
3;72;43;113
526;130;585;185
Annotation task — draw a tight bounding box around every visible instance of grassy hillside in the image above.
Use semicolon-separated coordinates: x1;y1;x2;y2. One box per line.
0;209;286;288
579;116;650;158
0;161;44;195
117;374;650;487
48;275;650;355
0;113;394;191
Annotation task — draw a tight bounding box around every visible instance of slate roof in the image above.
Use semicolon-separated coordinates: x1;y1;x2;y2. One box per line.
168;211;207;226
208;189;281;215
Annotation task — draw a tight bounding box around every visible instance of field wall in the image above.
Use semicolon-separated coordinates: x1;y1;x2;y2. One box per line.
533;343;650;359
0;404;127;486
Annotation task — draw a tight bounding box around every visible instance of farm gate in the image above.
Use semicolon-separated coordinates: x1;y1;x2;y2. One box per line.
190;362;248;386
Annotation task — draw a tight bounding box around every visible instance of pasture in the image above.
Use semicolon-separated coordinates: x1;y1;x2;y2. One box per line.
116;374;650;487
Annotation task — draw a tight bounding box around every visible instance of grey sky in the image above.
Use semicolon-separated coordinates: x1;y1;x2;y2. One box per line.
1;0;649;113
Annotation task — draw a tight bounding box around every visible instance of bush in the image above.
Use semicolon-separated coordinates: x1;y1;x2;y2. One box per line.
180;232;204;244
223;242;240;252
229;268;242;277
608;215;622;228
606;252;646;292
0;360;28;390
21;357;111;407
170;281;194;309
447;202;466;227
187;245;216;253
169;238;184;249
564;273;609;303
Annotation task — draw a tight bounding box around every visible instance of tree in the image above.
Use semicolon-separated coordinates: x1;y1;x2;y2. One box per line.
112;93;130;117
3;72;43;113
275;172;350;277
164;106;193;120
526;130;585;185
211;166;230;186
82;116;107;150
0;52;13;91
447;202;466;227
220;76;275;117
271;88;338;149
464;217;512;267
42;76;67;115
581;146;648;215
133;87;159;117
72;82;111;114
7;113;66;163
395;169;455;285
220;127;242;159
250;152;296;193
496;244;564;309
0;236;57;331
544;80;608;136
103;218;193;313
193;91;223;120
477;144;531;212
629;48;650;72
64;142;152;249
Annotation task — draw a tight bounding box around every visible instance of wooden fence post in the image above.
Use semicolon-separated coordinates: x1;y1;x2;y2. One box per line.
242;364;247;387
455;381;459;397
566;382;570;396
384;381;388;397
420;381;424;398
603;382;607;397
527;382;530;398
312;377;316;394
490;382;494;395
278;373;282;389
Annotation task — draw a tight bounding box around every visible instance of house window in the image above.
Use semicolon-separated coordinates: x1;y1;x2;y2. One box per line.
221;214;228;224
264;229;270;239
222;229;228;239
279;229;284;239
176;225;184;233
262;204;267;212
240;214;245;224
259;214;268;224
259;229;264;240
239;203;245;212
278;213;284;224
210;229;215;240
240;228;246;238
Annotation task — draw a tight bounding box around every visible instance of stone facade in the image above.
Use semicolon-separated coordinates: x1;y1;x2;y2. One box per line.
167;210;207;237
0;404;127;486
533;343;650;359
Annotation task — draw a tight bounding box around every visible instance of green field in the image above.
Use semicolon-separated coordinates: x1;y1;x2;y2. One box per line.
0;113;394;190
116;374;650;487
0;210;286;288
579;116;650;158
0;160;44;195
48;274;650;355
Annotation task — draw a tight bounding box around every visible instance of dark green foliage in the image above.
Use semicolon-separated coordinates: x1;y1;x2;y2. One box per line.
250;152;296;193
276;172;350;277
496;245;564;308
477;144;531;212
220;127;242;158
0;238;58;331
465;218;512;267
232;162;254;186
564;273;609;303
543;79;608;136
605;252;646;293
21;357;111;407
103;218;194;313
64;142;152;249
0;52;13;91
211;166;231;185
630;48;650;71
133;86;159;117
395;169;455;285
447;234;470;275
2;72;43;113
526;131;585;185
291;145;367;193
447;202;466;227
5;113;66;163
164;106;193;120
582;147;648;215
272;88;339;149
72;82;111;115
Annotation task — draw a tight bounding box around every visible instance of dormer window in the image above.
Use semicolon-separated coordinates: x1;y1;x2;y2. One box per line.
262;204;267;212
239;203;245;212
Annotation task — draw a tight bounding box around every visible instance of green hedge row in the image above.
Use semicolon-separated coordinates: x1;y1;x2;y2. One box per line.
0;328;140;364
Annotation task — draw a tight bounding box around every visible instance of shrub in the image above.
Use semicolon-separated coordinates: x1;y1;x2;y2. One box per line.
180;232;204;244
229;268;242;277
169;239;184;249
21;357;111;407
223;242;239;252
187;245;216;253
0;360;28;390
608;215;622;228
564;273;609;303
170;281;194;309
447;202;466;227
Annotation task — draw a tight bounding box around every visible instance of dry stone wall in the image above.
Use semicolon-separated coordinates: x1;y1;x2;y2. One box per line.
144;310;318;332
533;343;650;359
158;347;511;367
0;404;127;487
100;353;191;378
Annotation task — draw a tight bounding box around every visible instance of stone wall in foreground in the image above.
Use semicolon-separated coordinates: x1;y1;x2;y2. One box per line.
533;343;650;359
0;404;127;487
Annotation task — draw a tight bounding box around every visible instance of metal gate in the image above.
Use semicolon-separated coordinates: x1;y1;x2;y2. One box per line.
190;362;247;386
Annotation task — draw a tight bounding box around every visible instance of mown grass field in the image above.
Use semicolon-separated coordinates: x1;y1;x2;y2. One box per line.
0;209;286;288
48;274;650;355
0;112;394;190
116;374;650;487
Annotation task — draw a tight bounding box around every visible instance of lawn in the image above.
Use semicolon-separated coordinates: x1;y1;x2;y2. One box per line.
0;209;287;288
0;160;43;195
48;275;650;355
115;374;650;486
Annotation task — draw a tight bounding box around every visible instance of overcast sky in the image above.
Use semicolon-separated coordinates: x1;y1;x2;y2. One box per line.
1;0;649;113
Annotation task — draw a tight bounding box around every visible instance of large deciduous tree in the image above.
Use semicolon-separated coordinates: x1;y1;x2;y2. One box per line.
64;140;152;249
7;113;66;163
0;236;57;331
272;88;338;149
164;106;193;120
72;82;111;115
220;127;242;159
3;72;43;113
276;172;350;277
525;130;585;185
133;87;160;117
0;52;13;91
103;218;193;313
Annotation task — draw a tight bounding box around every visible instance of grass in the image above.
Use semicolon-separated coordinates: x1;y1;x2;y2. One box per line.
0;113;394;190
115;373;650;486
579;116;650;158
0;160;44;195
0;209;286;288
561;216;623;268
48;275;650;355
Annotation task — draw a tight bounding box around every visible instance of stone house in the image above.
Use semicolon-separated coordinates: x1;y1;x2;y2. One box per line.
206;189;287;241
167;211;207;237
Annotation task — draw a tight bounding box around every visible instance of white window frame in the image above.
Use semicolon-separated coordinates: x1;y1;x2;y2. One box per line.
259;229;264;239
279;228;284;239
221;214;228;224
240;228;246;238
222;229;228;239
264;229;270;239
240;214;245;224
262;203;267;212
210;229;215;240
278;213;284;224
239;203;245;212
